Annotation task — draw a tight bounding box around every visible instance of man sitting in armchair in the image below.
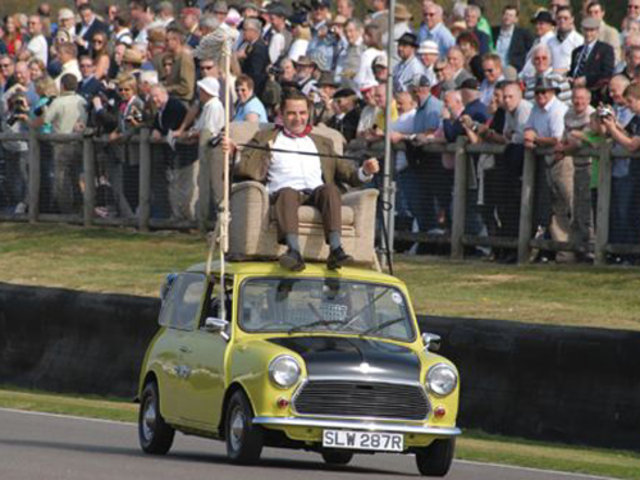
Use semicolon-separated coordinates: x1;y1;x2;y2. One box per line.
224;90;380;271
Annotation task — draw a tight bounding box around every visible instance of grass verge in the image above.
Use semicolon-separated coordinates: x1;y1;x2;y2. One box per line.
1;223;640;329
0;387;638;478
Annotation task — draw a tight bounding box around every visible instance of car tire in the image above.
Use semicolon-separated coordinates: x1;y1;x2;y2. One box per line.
415;438;455;477
138;381;175;455
321;451;353;465
225;390;264;464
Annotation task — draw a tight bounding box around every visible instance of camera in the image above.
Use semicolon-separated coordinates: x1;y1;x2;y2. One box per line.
597;104;614;118
268;65;283;77
7;93;30;126
126;106;143;124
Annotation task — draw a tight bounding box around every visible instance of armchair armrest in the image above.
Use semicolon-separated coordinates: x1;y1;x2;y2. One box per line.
342;188;378;252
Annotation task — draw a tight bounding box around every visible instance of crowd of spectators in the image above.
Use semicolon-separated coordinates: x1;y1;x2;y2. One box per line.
0;0;639;262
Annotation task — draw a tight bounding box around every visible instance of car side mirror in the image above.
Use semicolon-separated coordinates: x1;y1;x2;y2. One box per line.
422;332;441;352
204;316;230;341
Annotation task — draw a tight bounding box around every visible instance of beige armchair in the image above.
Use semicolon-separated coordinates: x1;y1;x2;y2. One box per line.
228;181;379;265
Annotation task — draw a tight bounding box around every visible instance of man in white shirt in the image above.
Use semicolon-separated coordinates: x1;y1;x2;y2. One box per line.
524;77;571;261
392;33;425;93
479;54;505;106
55;43;82;90
229;90;380;271
548;6;584;74
416;40;439;86
25;16;48;65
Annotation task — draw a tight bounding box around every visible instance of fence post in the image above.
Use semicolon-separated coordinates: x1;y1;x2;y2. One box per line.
197;134;211;232
450;137;467;260
82;133;96;227
138;128;151;231
594;143;612;266
517;148;536;264
27;128;40;223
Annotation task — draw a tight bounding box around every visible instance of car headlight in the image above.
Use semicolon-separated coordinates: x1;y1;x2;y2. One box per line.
426;363;458;397
269;355;301;389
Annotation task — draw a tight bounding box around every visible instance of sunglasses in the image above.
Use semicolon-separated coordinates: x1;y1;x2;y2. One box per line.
483;68;494;73
0;63;11;68
92;39;104;43
201;65;215;70
434;68;445;72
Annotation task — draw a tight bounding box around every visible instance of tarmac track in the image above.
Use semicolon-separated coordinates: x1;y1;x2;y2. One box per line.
0;408;613;480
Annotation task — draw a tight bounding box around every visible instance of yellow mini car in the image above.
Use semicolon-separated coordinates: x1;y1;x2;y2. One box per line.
137;261;461;476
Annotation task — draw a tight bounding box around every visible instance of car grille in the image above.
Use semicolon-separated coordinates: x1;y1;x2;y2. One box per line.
293;380;429;420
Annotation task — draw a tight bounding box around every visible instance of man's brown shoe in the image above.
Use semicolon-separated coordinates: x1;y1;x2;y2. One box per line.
279;248;306;271
327;246;353;270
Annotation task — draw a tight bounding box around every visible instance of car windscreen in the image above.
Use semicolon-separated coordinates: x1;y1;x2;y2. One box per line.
240;277;415;342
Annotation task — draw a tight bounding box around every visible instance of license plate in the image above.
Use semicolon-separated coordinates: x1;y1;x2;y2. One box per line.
322;430;404;452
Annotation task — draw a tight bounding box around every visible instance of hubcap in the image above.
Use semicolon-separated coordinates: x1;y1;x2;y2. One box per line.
229;407;245;451
142;396;157;441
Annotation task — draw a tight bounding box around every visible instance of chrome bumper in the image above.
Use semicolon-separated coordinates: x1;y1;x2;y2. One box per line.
252;416;461;436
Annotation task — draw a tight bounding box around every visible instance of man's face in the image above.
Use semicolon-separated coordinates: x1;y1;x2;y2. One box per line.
337;0;353;17
533;50;551;73
395;92;415;114
609;80;627;104
334;96;355;114
435;62;452;81
108;6;119;21
425;6;439;29
312;6;329;23
587;4;605;20
0;58;14;78
535;20;553;37
625;95;640;113
502;8;518;27
182;13;198;30
28;17;42;36
482;60;501;83
166;32;182;53
362;87;376;105
118;83;135;101
503;85;522;112
555;10;574;32
447;50;464;71
629;0;640;18
373;85;386;107
15;64;29;86
583;26;599;43
236;82;253;103
200;60;217;78
344;22;360;45
444;93;462;115
79;58;95;78
373;65;388;82
534;89;554;108
151;88;167;108
80;8;93;25
243;26;259;43
282;99;310;134
464;9;479;29
420;52;438;67
295;64;314;81
59;17;75;30
397;43;414;61
550;0;568;14
572;88;590;113
628;49;640;68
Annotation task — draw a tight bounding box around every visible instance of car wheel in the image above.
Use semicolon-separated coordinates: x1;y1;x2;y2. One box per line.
225;390;264;464
138;381;175;455
321;451;353;465
415;438;455;477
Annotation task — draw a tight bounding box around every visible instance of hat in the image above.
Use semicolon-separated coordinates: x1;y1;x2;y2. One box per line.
331;14;348;25
581;17;601;30
311;0;330;9
294;55;317;67
360;80;379;92
397;32;419;48
450;20;467;34
415;75;432;88
417;40;439;55
122;48;144;65
211;0;228;13
58;8;75;21
533;75;559;92
531;9;555;25
316;71;339;87
289;11;309;25
459;78;479;90
372;54;388;68
240;2;259;11
198;77;220;97
181;7;201;16
333;87;356;99
267;2;291;17
394;4;412;21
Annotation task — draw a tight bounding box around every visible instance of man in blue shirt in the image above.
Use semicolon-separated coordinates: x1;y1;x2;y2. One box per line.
417;2;455;58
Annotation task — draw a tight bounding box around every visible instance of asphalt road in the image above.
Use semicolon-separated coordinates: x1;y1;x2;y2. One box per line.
0;408;612;480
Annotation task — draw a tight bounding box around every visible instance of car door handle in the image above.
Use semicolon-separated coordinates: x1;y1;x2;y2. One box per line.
179;345;192;353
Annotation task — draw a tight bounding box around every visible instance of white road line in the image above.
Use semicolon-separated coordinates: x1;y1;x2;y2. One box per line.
0;407;136;427
455;459;617;480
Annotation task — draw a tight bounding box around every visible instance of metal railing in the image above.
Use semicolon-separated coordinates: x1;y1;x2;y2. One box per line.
0;128;638;266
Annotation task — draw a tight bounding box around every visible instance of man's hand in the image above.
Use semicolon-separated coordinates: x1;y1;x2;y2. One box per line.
362;157;380;175
221;136;237;154
389;131;406;143
572;76;587;87
151;130;162;141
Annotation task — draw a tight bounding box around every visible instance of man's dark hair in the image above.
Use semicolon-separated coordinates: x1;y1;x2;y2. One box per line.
280;88;311;112
556;5;573;16
129;0;149;11
586;0;604;11
78;4;93;13
60;73;79;92
236;74;255;90
503;4;519;15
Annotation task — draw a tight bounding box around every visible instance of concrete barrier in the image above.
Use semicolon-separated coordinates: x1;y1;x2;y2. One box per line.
1;282;638;450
